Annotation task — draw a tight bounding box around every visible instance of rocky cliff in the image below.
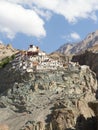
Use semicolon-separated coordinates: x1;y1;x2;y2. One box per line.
0;43;17;60
0;63;97;130
56;30;98;55
72;50;98;79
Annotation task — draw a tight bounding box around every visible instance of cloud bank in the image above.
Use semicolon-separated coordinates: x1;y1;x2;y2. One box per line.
7;0;98;22
32;0;98;22
0;0;46;39
1;0;98;39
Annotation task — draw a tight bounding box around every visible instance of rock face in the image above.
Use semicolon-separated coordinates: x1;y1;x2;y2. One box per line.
48;52;67;62
56;30;98;55
72;50;98;79
56;43;74;55
0;43;17;60
0;124;9;130
0;63;97;130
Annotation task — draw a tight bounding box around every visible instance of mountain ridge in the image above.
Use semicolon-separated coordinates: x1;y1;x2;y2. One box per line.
56;30;98;55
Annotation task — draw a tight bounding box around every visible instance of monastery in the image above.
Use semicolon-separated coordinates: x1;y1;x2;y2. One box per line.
12;45;64;72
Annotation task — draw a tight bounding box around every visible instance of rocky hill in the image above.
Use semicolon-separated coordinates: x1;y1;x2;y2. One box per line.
88;44;98;53
72;49;98;80
0;43;17;60
48;52;68;62
0;42;98;130
0;62;97;130
56;30;98;55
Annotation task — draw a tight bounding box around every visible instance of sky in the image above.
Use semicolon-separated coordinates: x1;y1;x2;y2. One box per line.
0;0;98;53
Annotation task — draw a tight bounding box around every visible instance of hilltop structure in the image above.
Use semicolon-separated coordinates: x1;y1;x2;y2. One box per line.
12;45;65;72
0;32;98;130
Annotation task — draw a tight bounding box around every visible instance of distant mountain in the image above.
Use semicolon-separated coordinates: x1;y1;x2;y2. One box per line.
0;43;17;60
56;30;98;55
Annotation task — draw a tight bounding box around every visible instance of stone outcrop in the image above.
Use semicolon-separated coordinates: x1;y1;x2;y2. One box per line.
0;43;17;60
72;50;98;79
0;64;97;111
50;108;75;130
0;124;9;130
0;63;97;130
20;121;45;130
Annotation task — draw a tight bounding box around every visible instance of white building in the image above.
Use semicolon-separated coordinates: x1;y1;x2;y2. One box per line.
28;45;38;52
11;45;65;72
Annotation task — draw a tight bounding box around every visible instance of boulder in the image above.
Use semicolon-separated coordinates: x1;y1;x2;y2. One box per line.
0;124;9;130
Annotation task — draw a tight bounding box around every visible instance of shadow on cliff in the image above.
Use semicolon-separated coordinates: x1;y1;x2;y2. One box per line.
75;114;97;130
45;112;97;130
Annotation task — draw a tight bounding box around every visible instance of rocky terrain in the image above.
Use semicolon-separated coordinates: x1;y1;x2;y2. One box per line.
56;30;98;55
0;62;97;130
0;43;17;60
72;49;98;80
48;52;69;62
88;44;98;53
0;33;98;130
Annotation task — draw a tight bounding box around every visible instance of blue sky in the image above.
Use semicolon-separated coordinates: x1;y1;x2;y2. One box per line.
0;0;98;53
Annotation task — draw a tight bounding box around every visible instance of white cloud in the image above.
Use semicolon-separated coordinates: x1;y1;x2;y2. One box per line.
32;7;52;21
1;0;98;39
31;0;98;23
70;32;80;40
62;32;80;41
0;0;46;39
4;0;98;23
